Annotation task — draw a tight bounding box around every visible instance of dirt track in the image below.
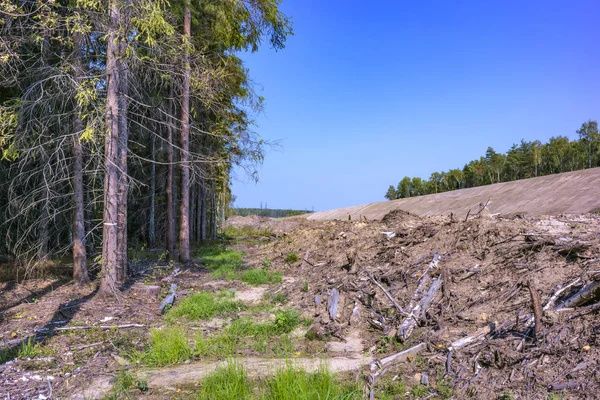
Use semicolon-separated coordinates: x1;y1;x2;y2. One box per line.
308;167;600;221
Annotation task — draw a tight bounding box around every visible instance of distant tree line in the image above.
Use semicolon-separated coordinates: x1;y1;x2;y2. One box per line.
385;120;599;200
232;208;311;218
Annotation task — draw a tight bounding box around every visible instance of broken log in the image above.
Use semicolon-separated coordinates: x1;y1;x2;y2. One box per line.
528;281;543;338
327;288;340;321
555;280;600;310
379;342;426;367
160;283;178;314
397;274;431;341
448;325;492;351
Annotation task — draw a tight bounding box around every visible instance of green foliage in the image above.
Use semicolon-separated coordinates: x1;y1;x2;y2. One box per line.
284;252;298;263
167;291;245;320
302;280;309;292
196;362;252;400
143;326;192;366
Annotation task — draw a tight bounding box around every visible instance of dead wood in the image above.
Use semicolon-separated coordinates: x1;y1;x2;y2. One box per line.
379;342;426;367
160;283;177;314
327;288;340;321
449;325;492;351
366;270;405;314
527;281;543;338
555;280;600;309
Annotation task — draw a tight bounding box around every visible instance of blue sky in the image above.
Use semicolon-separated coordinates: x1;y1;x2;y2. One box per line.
231;0;600;211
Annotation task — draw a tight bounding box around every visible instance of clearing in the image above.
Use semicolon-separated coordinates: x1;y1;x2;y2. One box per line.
2;206;600;399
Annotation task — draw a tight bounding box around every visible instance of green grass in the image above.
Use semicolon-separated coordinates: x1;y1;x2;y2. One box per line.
195;364;362;400
167;291;245;320
262;366;362;400
284;252;299;263
197;362;252;400
195;309;301;357
195;244;281;285
195;332;239;357
223;225;272;238
240;268;283;285
143;325;192;366
0;337;47;364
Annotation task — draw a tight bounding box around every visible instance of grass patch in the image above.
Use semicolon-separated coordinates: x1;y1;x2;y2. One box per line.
197;362;251;400
195;332;239;357
263;366;362;400
0;337;47;364
195;364;362;400
223;225;272;238
229;309;300;337
168;291;245;320
240;268;282;285
284;252;299;263
195;244;281;285
143;325;192;366
196;309;301;357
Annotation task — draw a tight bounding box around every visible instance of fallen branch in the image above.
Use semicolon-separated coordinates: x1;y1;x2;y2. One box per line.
555;280;600;310
448;325;491;351
38;324;145;332
366;271;405;314
379;342;426;367
397;274;431;341
160;283;178;314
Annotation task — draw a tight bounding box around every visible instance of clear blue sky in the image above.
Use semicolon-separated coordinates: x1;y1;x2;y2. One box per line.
231;0;600;211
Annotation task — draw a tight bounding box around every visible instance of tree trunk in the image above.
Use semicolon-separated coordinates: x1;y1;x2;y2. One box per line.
200;181;207;241
148;131;156;247
211;179;217;239
196;182;202;243
179;1;191;262
166;86;176;259
71;30;90;285
116;9;130;284
99;0;123;297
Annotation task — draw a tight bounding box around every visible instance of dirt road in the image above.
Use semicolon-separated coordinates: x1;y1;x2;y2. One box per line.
308;167;600;221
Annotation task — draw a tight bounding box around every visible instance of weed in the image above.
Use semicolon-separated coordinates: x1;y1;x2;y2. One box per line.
284;252;299;263
547;394;563;400
197;362;251;400
262;257;273;269
110;369;148;398
143;325;192;366
265;292;288;304
436;375;453;399
379;378;406;399
414;354;428;368
168;291;245;320
411;384;429;397
302;280;309;292
18;337;44;358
